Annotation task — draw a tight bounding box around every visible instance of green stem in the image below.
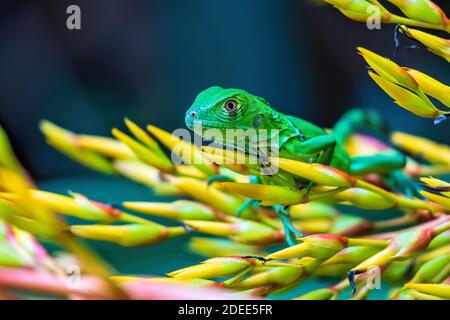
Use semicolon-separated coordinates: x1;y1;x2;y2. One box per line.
388;15;450;33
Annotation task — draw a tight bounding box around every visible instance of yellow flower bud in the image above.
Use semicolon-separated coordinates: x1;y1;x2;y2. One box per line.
388;0;448;25
188;237;264;258
124;118;159;150
168;256;255;279
358;47;419;91
410;255;450;283
405;283;450;299
405;68;450;116
123;200;221;221
352;227;435;273
147;125;217;176
170;177;255;217
183;219;283;246
266;234;348;260
420;191;450;210
200;145;259;176
220;182;305;206
39;121;116;174
321;246;381;267
294;288;336;300
231;257;318;290
113;160;181;195
401;26;450;63
336;188;396;210
289;202;339;220
75;135;133;160
0;126;21;172
368;71;441;118
325;0;386;22
112;128;174;173
275;158;356;187
70;223;186;246
392;132;450;165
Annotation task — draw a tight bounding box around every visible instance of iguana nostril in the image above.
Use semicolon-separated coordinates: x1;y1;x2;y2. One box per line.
191;111;197;118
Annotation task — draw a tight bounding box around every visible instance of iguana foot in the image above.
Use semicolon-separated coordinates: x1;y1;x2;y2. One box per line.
274;205;303;246
237;199;261;217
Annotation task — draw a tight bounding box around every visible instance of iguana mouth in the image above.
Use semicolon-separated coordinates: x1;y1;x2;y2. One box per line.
185;118;229;131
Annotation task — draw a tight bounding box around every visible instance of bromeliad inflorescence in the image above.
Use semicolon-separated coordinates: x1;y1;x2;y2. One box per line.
0;0;449;300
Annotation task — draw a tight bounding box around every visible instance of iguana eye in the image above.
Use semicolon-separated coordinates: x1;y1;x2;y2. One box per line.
224;99;238;113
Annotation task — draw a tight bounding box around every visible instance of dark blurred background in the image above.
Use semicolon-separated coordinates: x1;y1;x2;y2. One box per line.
0;0;449;180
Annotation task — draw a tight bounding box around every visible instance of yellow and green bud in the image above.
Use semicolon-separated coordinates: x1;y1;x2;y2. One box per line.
112;275;214;286
70;223;186;246
419;177;450;210
352;226;436;273
358;48;447;119
289;202;339;220
406;68;450;107
427;229;450;250
388;0;448;26
401;26;450;63
39;121;116;174
275;158;356;187
168;256;256;279
147;125;218;176
368;70;442;118
321;246;381;267
188;237;264;258
294;288;337;300
183;219;283;245
0;126;21;172
392;132;450;165
200;145;260;176
410;255;450;283
231;257;319;291
221;182;305;206
123;200;221;221
113;160;181;195
266;234;348;260
170;177;255;218
124;118;159;150
335;188;396;210
74;135;133;160
358;47;419;91
329;214;373;236
384;260;411;281
404;283;450;299
112;128;174;173
325;0;387;23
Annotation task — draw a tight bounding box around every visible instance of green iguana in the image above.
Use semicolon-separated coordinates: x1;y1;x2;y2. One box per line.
185;86;414;245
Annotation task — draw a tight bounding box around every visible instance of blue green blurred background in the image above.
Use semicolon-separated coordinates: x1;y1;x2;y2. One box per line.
0;0;449;299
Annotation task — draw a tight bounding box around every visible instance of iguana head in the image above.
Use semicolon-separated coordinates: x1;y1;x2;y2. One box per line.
185;86;271;133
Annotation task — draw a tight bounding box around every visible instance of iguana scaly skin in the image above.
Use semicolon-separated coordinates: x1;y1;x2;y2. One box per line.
185;86;392;174
185;86;410;245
